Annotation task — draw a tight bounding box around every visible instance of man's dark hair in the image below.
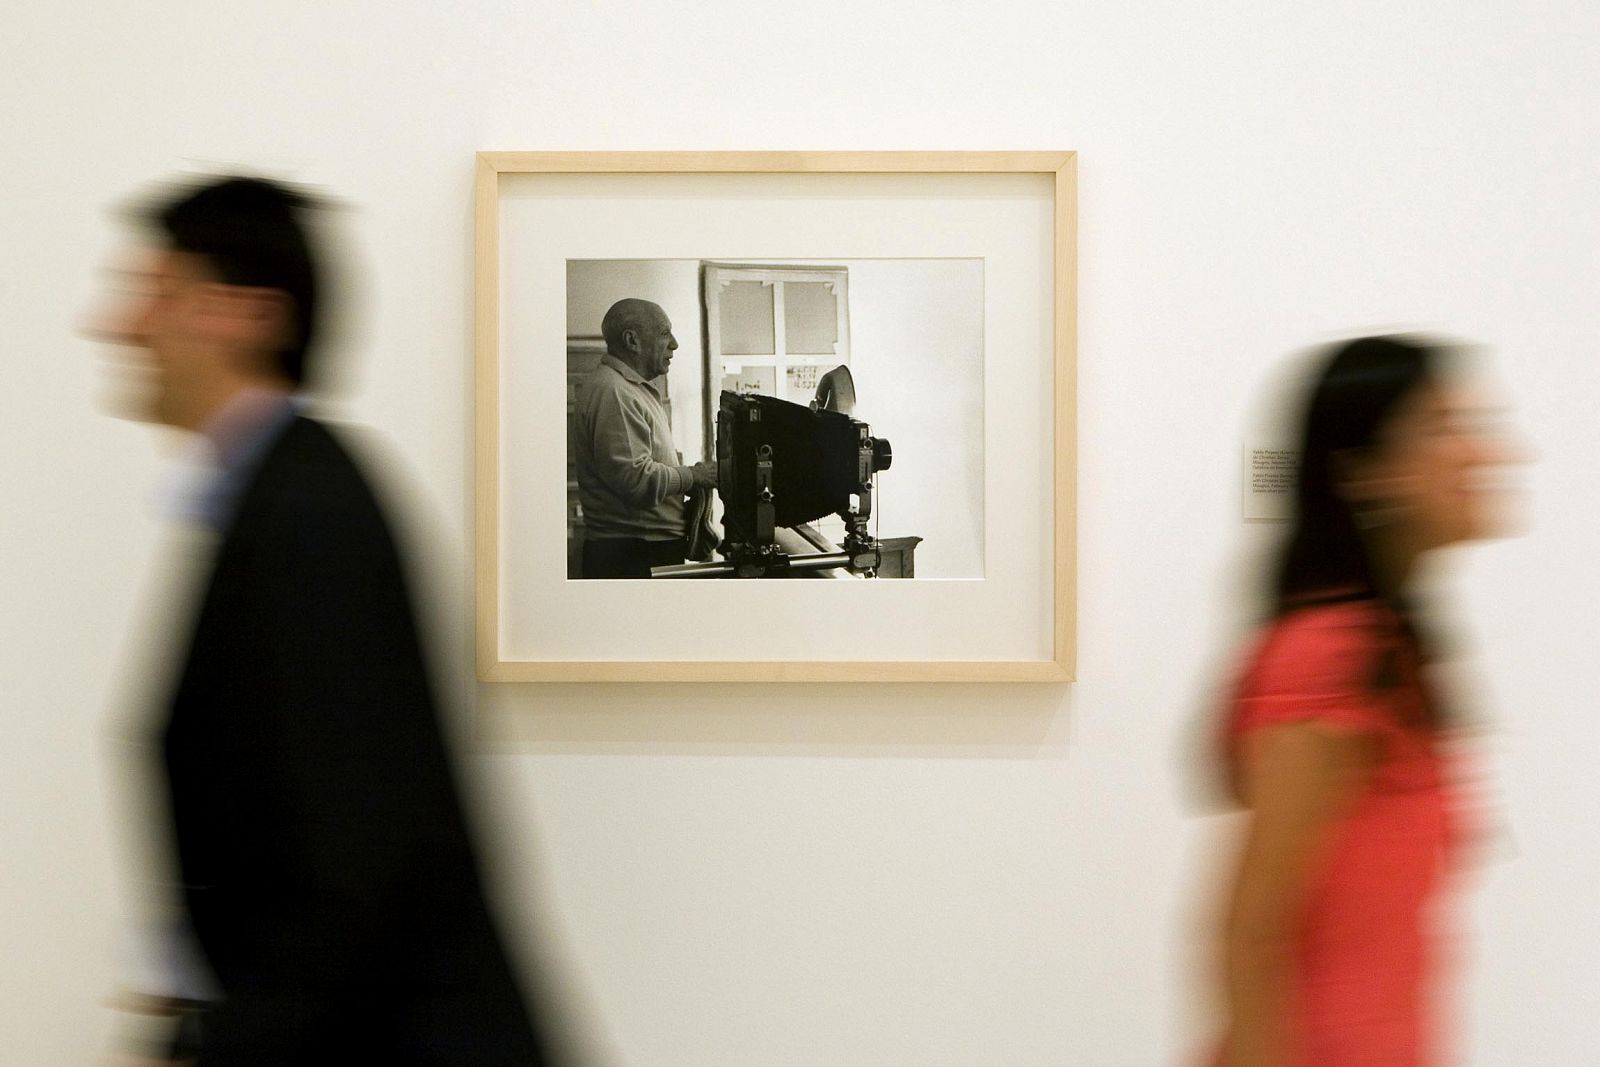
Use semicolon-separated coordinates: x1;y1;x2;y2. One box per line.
148;175;321;387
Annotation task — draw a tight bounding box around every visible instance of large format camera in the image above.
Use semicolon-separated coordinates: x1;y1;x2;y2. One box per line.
655;366;890;578
715;378;892;576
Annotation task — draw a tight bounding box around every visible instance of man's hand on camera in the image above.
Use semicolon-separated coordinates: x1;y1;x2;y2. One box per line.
690;461;718;490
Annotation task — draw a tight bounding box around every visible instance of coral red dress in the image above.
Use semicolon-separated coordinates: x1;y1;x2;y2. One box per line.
1222;598;1460;1066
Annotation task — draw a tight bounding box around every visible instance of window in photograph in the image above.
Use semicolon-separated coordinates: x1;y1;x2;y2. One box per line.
703;264;850;421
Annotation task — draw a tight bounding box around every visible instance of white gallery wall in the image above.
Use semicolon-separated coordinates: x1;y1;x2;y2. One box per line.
3;2;1597;1063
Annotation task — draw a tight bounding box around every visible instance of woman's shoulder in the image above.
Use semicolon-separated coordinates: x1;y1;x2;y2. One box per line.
1256;592;1396;656
1230;596;1403;735
1264;596;1393;651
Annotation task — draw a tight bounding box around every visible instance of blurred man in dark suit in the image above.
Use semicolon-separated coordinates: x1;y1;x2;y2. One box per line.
93;175;550;1065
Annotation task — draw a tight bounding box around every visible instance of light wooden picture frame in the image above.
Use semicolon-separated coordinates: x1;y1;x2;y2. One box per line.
476;151;1076;682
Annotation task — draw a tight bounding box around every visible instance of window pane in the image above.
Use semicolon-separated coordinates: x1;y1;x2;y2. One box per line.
783;281;839;355
718;281;775;355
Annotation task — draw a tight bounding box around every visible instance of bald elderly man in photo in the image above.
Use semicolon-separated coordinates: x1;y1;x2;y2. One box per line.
571;299;717;578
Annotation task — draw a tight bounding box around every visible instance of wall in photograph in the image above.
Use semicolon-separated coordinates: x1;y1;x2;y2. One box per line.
847;258;985;580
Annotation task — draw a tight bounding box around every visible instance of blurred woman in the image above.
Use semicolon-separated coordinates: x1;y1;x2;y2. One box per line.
1211;336;1517;1066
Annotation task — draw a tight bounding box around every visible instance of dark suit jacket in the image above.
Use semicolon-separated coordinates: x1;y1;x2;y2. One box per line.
159;415;547;1065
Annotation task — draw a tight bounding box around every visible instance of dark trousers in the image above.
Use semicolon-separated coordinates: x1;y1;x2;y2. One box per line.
581;537;687;579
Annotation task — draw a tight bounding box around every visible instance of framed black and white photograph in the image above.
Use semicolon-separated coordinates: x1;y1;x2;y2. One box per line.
564;257;982;583
476;152;1075;682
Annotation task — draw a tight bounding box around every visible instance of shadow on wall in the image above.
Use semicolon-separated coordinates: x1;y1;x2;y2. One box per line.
476;682;1073;759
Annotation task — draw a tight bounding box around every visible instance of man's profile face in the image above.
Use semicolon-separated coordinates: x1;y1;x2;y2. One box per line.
90;248;285;429
91;248;220;427
631;308;678;380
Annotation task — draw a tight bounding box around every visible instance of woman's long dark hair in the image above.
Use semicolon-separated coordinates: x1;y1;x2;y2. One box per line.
1273;335;1445;614
1271;335;1457;726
